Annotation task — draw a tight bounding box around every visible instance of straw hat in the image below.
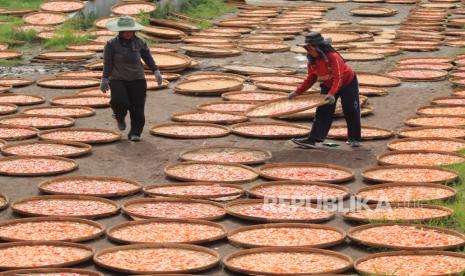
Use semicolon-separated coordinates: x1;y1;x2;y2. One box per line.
106;15;144;32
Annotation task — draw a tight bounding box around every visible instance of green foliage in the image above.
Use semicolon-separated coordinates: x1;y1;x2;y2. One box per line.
43;15;96;50
0;0;46;9
0;58;24;67
422;162;465;232
151;3;175;19
0;17;37;45
181;0;236;28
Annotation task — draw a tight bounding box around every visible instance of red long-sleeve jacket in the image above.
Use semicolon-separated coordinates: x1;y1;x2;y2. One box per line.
295;52;355;96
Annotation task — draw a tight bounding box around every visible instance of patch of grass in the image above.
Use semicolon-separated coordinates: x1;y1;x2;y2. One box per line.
0;17;37;45
422;162;465;232
180;0;236;28
0;0;46;9
151;3;175;19
0;58;25;67
42;15;96;50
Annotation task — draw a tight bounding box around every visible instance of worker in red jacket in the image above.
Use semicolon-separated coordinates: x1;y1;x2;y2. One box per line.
289;32;361;148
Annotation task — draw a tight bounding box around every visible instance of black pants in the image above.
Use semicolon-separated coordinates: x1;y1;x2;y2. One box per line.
309;76;361;142
109;79;147;137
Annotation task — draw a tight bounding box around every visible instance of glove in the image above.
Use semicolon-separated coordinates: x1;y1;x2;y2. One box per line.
288;91;298;99
100;78;109;93
154;70;163;86
325;94;336;105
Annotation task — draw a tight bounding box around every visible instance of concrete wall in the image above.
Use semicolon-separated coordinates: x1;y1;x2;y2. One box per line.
159;0;185;10
81;0;122;18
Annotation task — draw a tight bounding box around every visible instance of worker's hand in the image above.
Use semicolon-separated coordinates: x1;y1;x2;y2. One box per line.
100;78;109;93
325;94;336;105
154;70;163;86
288;91;298;99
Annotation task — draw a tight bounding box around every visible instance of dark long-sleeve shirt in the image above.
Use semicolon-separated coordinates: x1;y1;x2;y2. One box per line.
102;35;158;81
295;52;354;96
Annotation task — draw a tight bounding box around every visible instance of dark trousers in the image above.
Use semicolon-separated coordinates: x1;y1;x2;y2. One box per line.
109;79;147;136
309;76;361;142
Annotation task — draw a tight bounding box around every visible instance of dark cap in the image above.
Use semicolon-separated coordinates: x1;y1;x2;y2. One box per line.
298;32;332;47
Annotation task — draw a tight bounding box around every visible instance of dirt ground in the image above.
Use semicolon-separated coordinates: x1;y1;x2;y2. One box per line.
0;0;461;275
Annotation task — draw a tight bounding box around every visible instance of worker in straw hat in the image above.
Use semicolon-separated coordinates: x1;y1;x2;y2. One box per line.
289;32;361;148
100;15;162;142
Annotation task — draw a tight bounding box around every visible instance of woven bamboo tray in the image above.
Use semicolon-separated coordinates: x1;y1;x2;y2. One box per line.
223;64;281;75
22;106;96;119
350;6;398;17
348;223;465;250
23;11;67;26
260;162;354;183
225;199;335;223
388;68;448;81
179;145;272;165
175;78;244;96
171;111;248;124
0;85;11;93
37;77;100;89
362;165;459;183
340;51;385;61
0;114;75;130
122;197;226;221
50;95;110;108
182;46;242;58
223;247;353;275
0;192;7;211
37;50;96;60
185;71;247;82
152;52;192;71
38;175;142;198
247;180;350;202
387;137;465;152
0;268;102;276
240;43;291;53
149;18;200;33
350;46;401;56
343;203;454;223
143;182;245;199
165;161;259;183
354;250;465;276
107;218;227;245
94;243;220;274
0;156;78;177
328;125;394;140
227;223;346;249
0;103;17;115
12;195;120;219
245;95;328;118
150;122;231;139
0;216;104;242
1;140;91;158
222;90;287;102
0;125;38;141
398;126;465;139
396;63;453;71
356;71;401;87
0;50;23;60
0;241;93;270
432;96;465;106
359;86;388;96
142;25;185;39
38;128;122;144
377;150;465;166
355;182;457;203
111;1;156;15
416;104;465;116
403;115;465;127
0;94;45;106
40;0;85;13
248;74;304;85
231;122;310;139
320;31;362;43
